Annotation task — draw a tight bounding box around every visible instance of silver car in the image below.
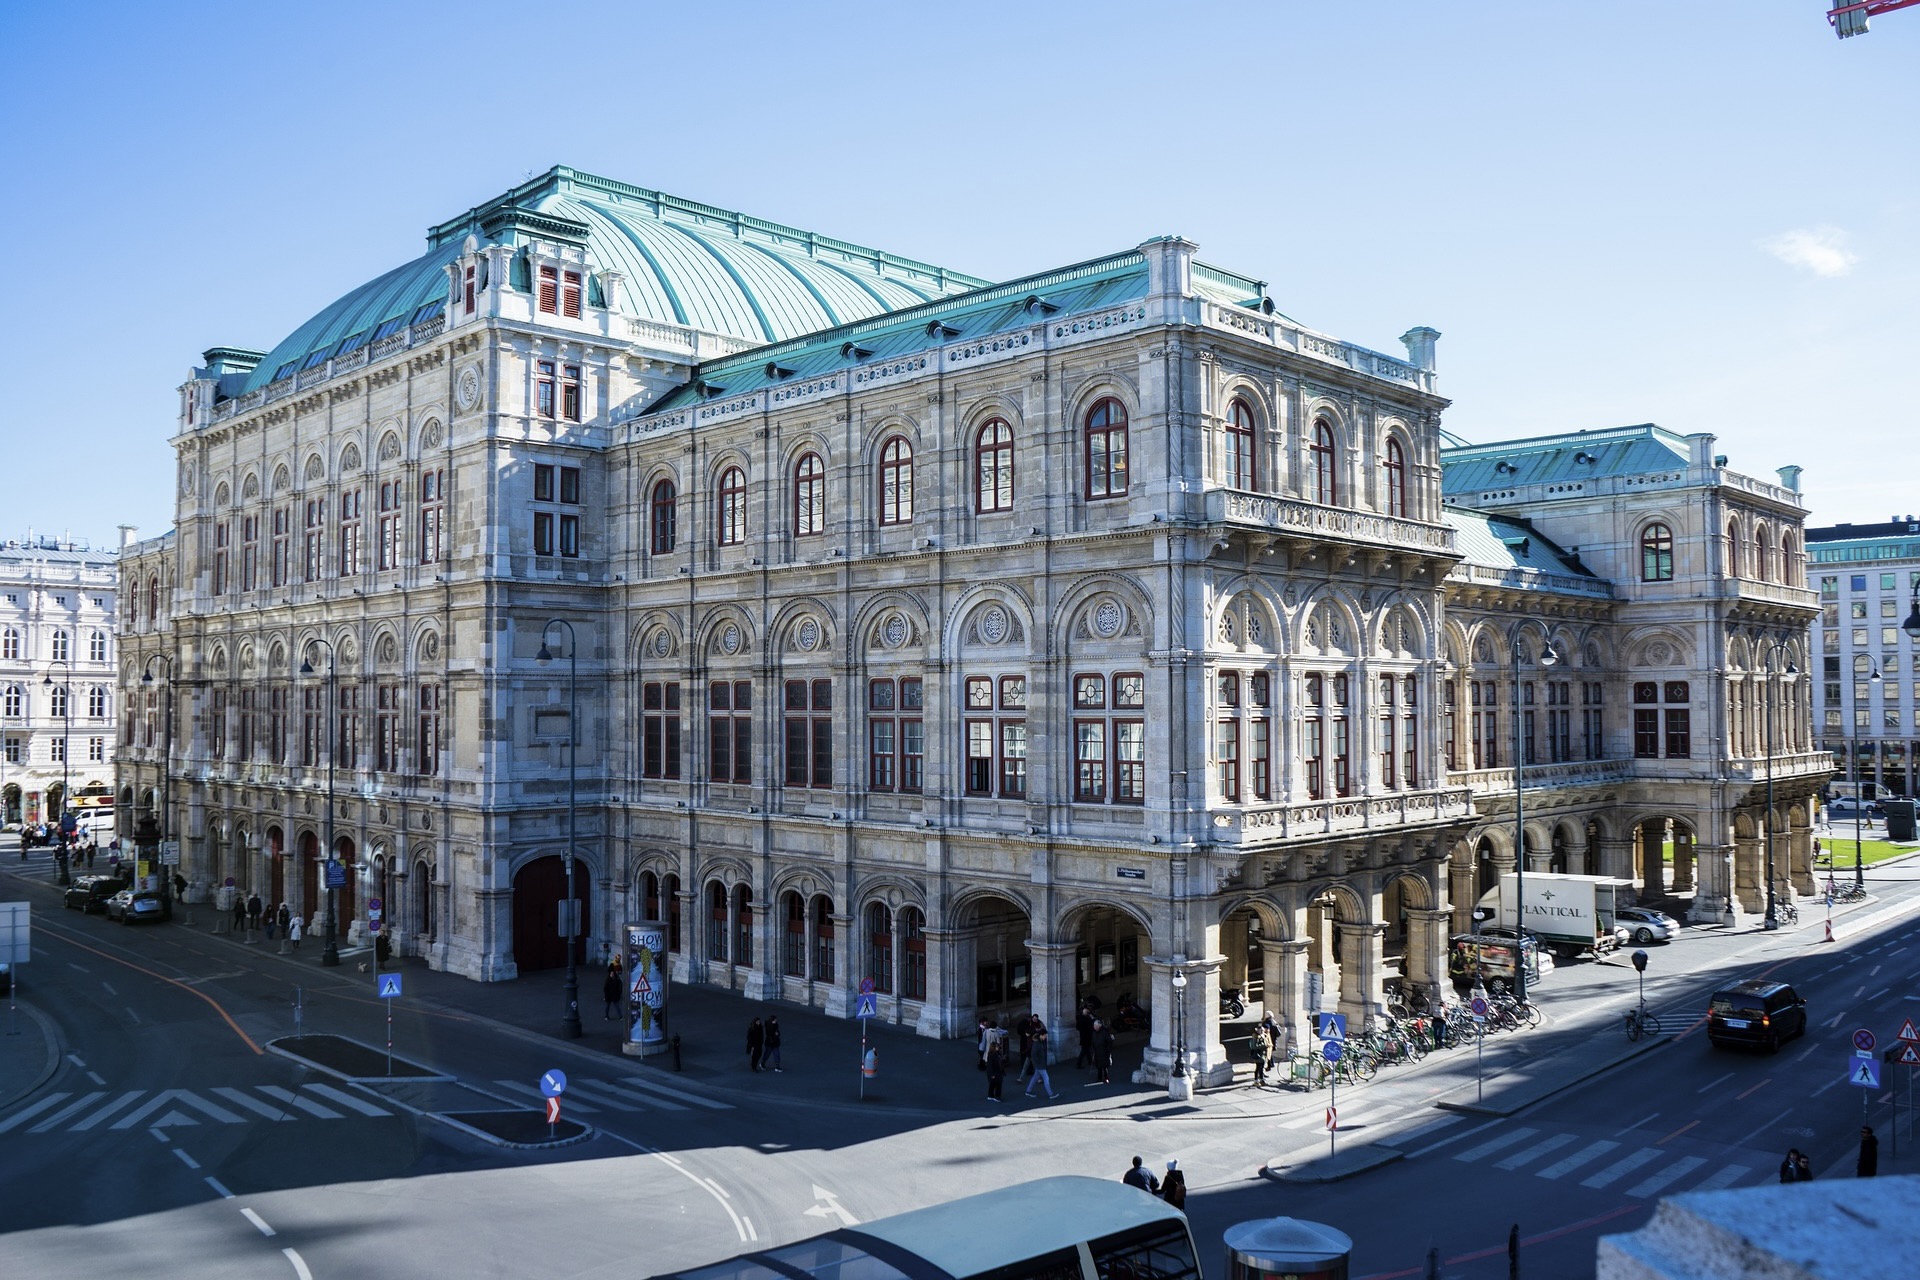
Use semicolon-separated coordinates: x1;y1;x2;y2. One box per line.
1615;906;1678;944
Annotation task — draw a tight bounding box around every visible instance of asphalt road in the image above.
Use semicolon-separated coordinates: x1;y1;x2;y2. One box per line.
4;840;1917;1280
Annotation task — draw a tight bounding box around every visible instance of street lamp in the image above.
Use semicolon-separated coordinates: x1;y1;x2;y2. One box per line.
1761;638;1798;931
537;619;584;1040
1510;634;1557;1004
1169;966;1189;1086
42;660;73;887
299;641;341;967
1850;662;1882;893
141;655;176;916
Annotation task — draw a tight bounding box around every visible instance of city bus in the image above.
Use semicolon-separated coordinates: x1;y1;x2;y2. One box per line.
65;781;116;841
647;1176;1203;1280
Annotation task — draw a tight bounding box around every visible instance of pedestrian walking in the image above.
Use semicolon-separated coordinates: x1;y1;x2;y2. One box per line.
85;840;97;869
1859;1125;1879;1177
602;966;622;1019
1121;1156;1159;1194
1795;1152;1814;1181
1092;1018;1116;1085
1024;1026;1058;1099
763;1015;783;1071
985;1036;1007;1102
231;894;246;933
1016;1016;1037;1083
247;892;264;935
747;1017;765;1072
374;931;392;969
1159;1161;1186;1209
1250;1022;1271;1087
277;902;292;936
1076;1001;1096;1068
288;914;303;951
1779;1148;1802;1183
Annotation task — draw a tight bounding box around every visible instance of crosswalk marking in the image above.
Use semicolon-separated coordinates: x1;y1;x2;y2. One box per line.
1456;1127;1539;1162
1392;1114;1464;1147
257;1085;342;1119
561;1079;645;1112
1582;1148;1662;1189
1537;1139;1619;1180
303;1083;390;1117
1494;1133;1576;1171
28;1091;107;1134
1627;1155;1706;1198
494;1080;598;1113
0;1092;72;1134
1692;1164;1752;1192
212;1087;295;1121
609;1073;730;1111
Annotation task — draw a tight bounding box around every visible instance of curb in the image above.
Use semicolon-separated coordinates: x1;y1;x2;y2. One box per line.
0;998;63;1113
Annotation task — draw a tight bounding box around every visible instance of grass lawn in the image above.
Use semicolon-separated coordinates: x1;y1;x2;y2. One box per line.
1659;838;1918;870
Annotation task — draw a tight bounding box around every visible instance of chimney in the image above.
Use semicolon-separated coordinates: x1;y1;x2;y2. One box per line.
1400;327;1440;371
1776;465;1802;494
118;524;138;550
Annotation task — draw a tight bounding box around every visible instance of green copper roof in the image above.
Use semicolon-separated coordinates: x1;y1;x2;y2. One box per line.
236;166;988;394
1440;424;1689;498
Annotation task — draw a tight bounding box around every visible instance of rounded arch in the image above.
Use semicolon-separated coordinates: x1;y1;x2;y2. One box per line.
949;883;1036;929
241;471;261;502
1372;595;1434;659
1052;571;1155;651
1213;892;1292;941
214;480;232;508
695;605;758;660
272;463;292;494
1213;583;1284;655
1310;882;1372;925
768;597;838;659
947;580;1037;658
1381;869;1436;911
1292;585;1363;656
628;612;683;663
852;591;934;657
337;441;363;474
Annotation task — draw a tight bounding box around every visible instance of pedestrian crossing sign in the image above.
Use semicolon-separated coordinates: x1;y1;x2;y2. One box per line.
377;973;402;999
855;992;878;1019
1851;1056;1881;1089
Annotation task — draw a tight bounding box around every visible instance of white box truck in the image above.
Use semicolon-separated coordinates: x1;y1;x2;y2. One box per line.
1481;872;1632;959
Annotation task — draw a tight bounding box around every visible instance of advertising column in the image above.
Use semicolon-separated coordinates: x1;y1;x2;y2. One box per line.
623;921;670;1057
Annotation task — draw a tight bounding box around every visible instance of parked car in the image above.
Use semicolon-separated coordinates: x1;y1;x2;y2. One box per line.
64;875;120;914
105;890;165;924
1707;978;1807;1052
1828;799;1885;820
1615;906;1680;944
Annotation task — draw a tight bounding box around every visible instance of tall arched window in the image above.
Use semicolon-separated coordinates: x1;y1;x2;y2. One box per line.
1383;436;1408;518
878;437;913;526
147;574;159;624
1085;398;1128;499
975;419;1014;513
649;479;677;554
1226;398;1256;490
51;630;70;663
794;452;826;537
1725;519;1741;577
707;883;728;962
1640;522;1675;582
731;883;753;967
716;466;746;546
1;628;16;660
901;905;926;1000
812;894;836;982
1753;524;1770;582
1781;531;1797;586
88;686;109;718
89;631;108;663
866;901;893;994
1311;420;1338;505
2;686;20;717
783;891;806;976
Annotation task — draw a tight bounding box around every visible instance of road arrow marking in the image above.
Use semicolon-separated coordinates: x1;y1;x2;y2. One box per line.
803;1185;857;1226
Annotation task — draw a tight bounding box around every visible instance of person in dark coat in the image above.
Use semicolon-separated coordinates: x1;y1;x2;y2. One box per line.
602;966;622;1020
985;1036;1007;1102
247;892;264;933
746;1017;765;1072
1779;1148;1802;1183
1076;1001;1096;1068
1092;1018;1116;1085
1121;1156;1158;1194
1859;1126;1879;1177
1795;1152;1814;1181
764;1016;783;1072
277;902;292;936
1159;1161;1187;1209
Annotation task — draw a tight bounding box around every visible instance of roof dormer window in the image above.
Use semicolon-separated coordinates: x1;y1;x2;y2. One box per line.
539;265;583;318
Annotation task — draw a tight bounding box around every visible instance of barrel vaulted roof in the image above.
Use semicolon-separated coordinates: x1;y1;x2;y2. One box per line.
1440;424;1690;499
235;166;988;394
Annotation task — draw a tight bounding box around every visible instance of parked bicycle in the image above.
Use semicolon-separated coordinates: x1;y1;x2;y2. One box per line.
1623;1002;1661;1041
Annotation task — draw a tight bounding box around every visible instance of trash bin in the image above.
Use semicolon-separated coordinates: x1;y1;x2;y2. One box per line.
1224;1217;1353;1280
1886;799;1916;843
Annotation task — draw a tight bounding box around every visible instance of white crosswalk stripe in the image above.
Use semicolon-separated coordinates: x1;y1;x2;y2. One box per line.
1692;1164;1753;1192
0;1083;410;1133
1455;1127;1539;1162
494;1079;598;1112
258;1085;341;1119
1626;1155;1707;1198
303;1083;390;1117
560;1079;645;1112
1580;1148;1663;1189
1494;1133;1576;1171
1537;1139;1619;1180
1432;1123;1772;1200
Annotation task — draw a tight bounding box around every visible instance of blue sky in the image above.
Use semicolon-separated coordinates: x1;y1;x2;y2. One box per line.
2;1;1914;546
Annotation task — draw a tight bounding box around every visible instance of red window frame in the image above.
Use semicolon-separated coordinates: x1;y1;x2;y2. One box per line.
642;681;682;780
1384;436;1407;518
650;479;677;554
538;265;558;314
878;437;912;526
975;418;1013;513
1226;398;1256;490
418;469;444;564
794;452;826;537
337;487;362;576
416;682;440;773
1085;398;1129;499
708;679;752;784
271;507;290;587
536;361;556;418
717;467;746;546
562;364;582;422
1312;421;1338;505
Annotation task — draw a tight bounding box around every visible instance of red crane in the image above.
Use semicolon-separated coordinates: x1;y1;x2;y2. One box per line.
1829;0;1920;37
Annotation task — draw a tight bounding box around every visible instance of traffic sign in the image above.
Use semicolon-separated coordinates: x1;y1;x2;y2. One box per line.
1316;1013;1348;1042
859;977;875;996
855;992;878;1019
1322;1041;1342;1063
325;860;346;888
376;973;402;999
1470;996;1489;1021
545;1096;561;1125
1899;1019;1920;1044
1894;1043;1920;1067
1854;1028;1877;1054
1851;1056;1882;1089
1325;1106;1337;1131
540;1069;568;1098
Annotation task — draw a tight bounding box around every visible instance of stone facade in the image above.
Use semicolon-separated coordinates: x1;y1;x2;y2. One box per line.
118;167;1822;1084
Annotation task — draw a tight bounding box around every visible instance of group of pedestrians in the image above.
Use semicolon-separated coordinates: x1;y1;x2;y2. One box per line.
1779;1127;1880;1183
1074;1000;1117;1085
1120;1155;1187;1209
1247;1013;1283;1086
975;1014;1063;1102
227;893;302;947
745;1015;783;1072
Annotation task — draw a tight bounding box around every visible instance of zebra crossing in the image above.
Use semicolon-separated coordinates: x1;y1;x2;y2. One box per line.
487;1073;731;1115
0;1082;395;1134
1396;1114;1765;1198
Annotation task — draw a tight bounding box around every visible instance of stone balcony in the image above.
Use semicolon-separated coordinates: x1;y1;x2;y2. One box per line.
1452;759;1632;798
1724;750;1834;786
1203;489;1457;558
1210;785;1475;847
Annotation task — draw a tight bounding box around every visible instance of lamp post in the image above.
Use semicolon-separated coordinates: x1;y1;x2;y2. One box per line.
1761;639;1798;931
42;660;73;887
299;640;341;967
1851;662;1882;892
1169;966;1189;1093
1509;635;1557;1003
537;619;584;1040
141;655;176;916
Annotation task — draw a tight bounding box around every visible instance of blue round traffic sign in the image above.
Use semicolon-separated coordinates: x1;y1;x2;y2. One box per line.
1323;1041;1342;1063
540;1069;568;1098
1854;1028;1877;1053
1470;996;1489;1019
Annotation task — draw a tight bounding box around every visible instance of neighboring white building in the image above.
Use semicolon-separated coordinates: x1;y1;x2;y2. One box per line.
1805;517;1920;797
121;167;1822;1081
1;535;120;828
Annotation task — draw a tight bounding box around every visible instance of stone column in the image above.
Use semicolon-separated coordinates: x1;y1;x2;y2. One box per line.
916;927;962;1038
1733;833;1763;916
823;911;854;1018
1789;817;1815;897
1594;836;1635;883
1028;941;1078;1048
1337;922;1388;1028
1405;907;1451;1008
1448;847;1478;934
1641;821;1667;898
1270;938;1311;1064
1671;829;1695;895
1688;842;1736;924
1562;825;1591;877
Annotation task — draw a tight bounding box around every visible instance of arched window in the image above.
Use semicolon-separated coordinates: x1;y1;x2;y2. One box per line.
716;466;746;546
2;686;20;717
866;902;893;994
51;630;70;663
1725;519;1741;577
812;894;836;983
1781;531;1797;586
649;479;677;554
901;905;927;1000
1225;398;1256;490
0;628;17;660
878;437;913;526
89;631;108;663
1084;398;1129;499
1753;524;1770;582
1640;522;1675;582
1383;436;1408;519
783;891;806;976
147;574;159;623
794;452;826;537
88;686;109;718
975;419;1014;513
50;685;68;718
663;872;681;953
731;883;753;967
1311;420;1338;505
707;883;728;962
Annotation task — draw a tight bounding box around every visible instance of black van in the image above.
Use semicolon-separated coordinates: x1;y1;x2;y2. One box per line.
1707;979;1807;1052
64;874;121;914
